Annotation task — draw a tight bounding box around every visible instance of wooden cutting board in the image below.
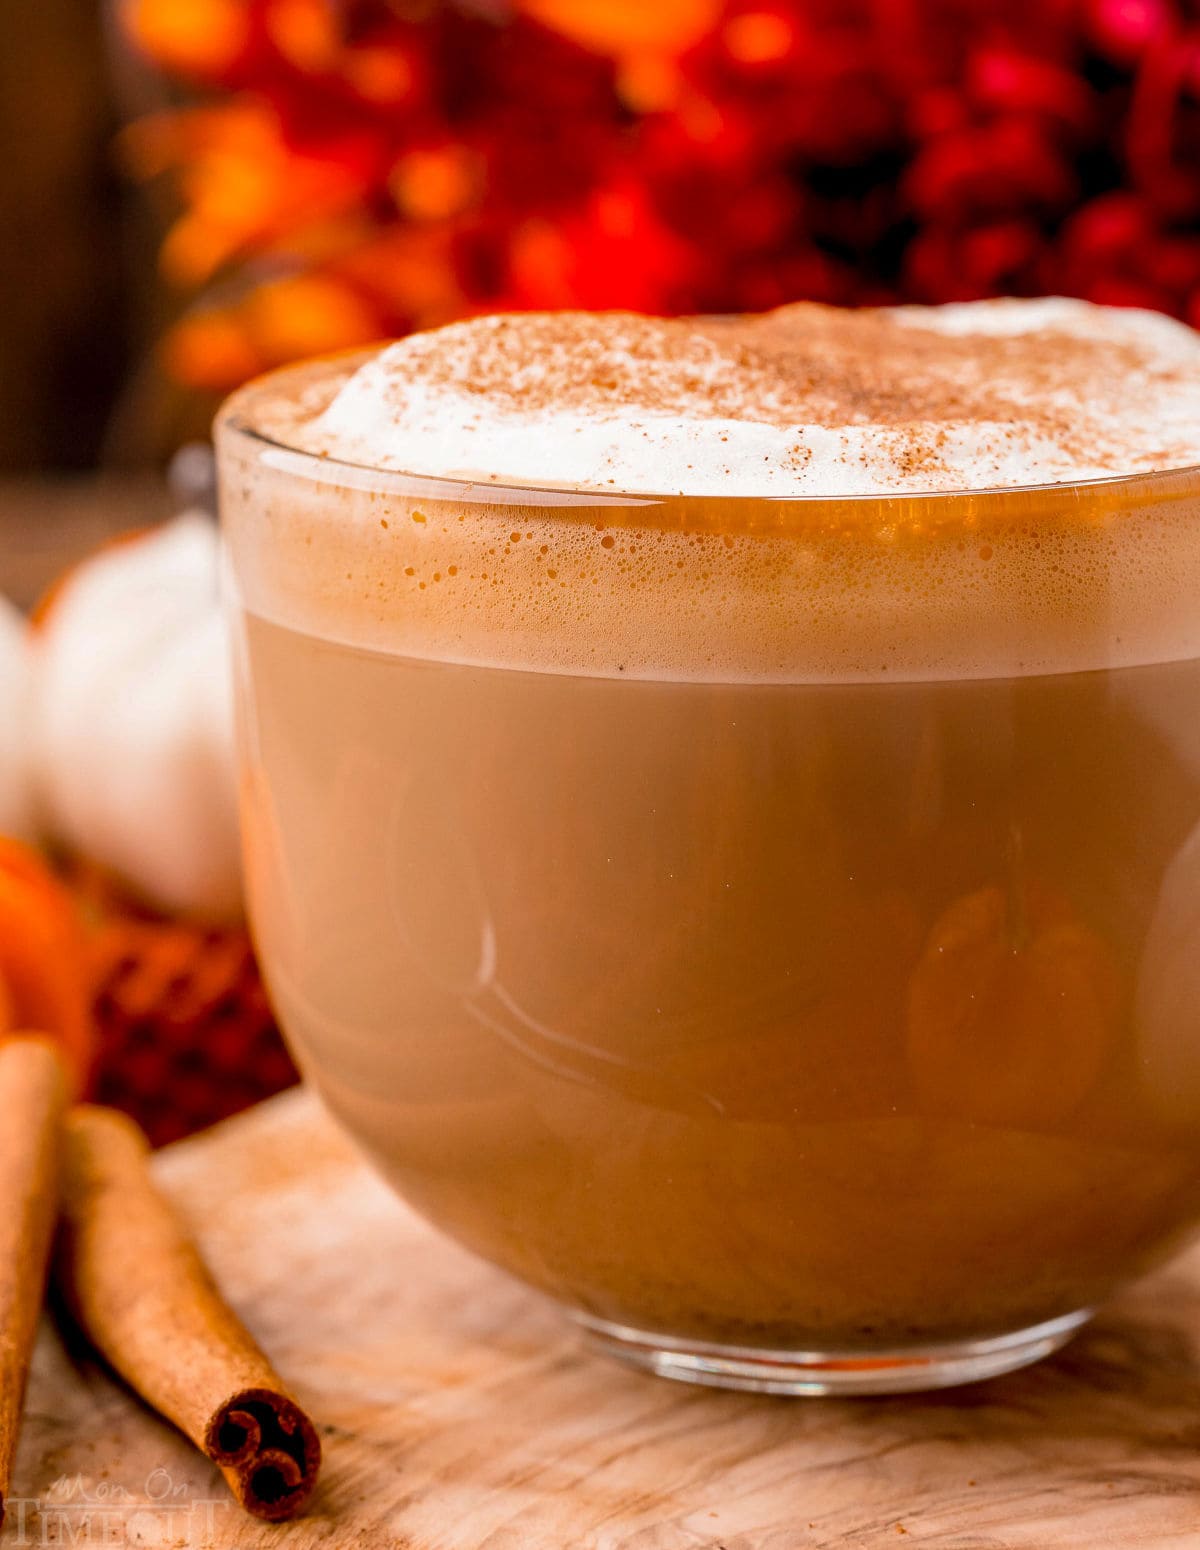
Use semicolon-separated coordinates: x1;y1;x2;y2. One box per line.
12;1088;1200;1549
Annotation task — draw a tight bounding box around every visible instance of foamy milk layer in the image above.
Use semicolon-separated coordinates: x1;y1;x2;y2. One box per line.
217;301;1200;681
285;299;1200;496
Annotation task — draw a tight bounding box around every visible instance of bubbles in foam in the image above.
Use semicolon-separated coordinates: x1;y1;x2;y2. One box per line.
217;300;1200;683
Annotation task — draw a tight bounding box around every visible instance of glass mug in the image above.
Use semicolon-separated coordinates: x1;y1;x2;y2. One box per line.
217;356;1200;1394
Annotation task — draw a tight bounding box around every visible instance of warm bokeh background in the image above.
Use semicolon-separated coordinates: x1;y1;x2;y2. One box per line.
4;0;1200;471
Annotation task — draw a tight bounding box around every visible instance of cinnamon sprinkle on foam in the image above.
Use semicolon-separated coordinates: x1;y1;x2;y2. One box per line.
278;298;1200;497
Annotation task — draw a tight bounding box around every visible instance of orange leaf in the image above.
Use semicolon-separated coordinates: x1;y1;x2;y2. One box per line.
162;309;266;392
265;0;341;71
517;0;719;57
246;273;382;366
119;0;250;79
723;11;795;65
344;45;416;105
389;147;483;224
906;881;1121;1129
130;103;375;286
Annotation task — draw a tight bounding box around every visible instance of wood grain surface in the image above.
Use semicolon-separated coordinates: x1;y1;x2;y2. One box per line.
6;1088;1200;1548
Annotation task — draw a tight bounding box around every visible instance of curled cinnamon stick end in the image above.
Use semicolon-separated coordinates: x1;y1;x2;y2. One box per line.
0;1038;68;1532
54;1106;320;1521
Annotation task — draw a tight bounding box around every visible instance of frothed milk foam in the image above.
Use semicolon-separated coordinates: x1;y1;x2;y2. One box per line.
225;299;1200;682
306;299;1200;495
220;301;1200;1370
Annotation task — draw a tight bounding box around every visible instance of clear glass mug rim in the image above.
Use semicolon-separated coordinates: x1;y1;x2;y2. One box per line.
216;354;1200;526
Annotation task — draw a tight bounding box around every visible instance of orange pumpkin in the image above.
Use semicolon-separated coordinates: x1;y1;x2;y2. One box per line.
0;837;94;1091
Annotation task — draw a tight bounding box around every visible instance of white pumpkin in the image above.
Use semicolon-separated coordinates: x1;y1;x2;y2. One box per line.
31;514;242;918
0;596;34;837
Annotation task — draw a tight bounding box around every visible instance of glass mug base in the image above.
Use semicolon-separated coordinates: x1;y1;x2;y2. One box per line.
573;1309;1093;1396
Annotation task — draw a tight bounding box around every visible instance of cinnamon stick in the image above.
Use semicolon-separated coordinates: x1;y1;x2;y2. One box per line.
0;1038;67;1532
54;1106;320;1521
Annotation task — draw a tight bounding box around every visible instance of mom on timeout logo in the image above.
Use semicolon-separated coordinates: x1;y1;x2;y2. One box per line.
2;1469;229;1547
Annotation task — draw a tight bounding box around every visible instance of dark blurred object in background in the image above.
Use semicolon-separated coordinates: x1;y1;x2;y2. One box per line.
0;0;138;471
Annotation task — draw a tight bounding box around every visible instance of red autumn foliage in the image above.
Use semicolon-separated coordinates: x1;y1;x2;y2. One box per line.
113;0;1200;390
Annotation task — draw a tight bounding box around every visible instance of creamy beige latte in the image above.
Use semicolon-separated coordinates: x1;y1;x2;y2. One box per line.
218;300;1200;1392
